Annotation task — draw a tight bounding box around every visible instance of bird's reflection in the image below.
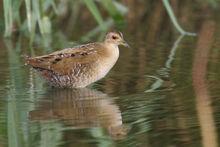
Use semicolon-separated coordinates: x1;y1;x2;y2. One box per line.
29;88;127;139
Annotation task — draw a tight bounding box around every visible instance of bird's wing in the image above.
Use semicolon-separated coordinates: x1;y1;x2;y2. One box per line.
25;43;103;75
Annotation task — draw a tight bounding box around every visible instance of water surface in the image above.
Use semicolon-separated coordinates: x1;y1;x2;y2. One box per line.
1;1;220;147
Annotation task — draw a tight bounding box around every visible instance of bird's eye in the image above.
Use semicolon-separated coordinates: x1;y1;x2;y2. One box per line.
112;35;118;40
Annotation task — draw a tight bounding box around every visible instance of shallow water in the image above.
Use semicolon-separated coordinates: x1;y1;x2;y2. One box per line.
1;1;220;147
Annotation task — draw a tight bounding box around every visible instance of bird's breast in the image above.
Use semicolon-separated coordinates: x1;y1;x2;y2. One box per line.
96;45;119;79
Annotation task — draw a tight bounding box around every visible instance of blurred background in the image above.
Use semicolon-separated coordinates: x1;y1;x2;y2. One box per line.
1;0;220;146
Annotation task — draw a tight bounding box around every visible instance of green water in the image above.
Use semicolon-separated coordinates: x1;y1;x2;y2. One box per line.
1;1;220;147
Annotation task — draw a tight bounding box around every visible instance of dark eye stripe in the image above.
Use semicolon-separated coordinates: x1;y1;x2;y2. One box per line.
118;31;123;38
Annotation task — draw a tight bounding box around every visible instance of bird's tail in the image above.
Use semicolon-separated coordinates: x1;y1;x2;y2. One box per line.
23;55;50;71
22;54;31;65
22;55;40;67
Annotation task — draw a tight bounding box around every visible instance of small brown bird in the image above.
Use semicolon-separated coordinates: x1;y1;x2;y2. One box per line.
25;31;129;88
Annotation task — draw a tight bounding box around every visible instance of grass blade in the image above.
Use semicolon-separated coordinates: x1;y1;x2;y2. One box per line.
3;0;13;37
100;0;124;25
25;0;32;32
162;0;196;36
82;0;105;30
33;0;51;35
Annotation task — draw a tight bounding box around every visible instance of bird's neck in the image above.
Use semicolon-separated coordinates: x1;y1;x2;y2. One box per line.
104;42;119;59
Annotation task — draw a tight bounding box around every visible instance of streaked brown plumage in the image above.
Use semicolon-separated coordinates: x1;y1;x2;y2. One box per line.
25;31;129;88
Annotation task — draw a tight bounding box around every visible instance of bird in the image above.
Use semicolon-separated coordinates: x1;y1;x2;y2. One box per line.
25;31;129;88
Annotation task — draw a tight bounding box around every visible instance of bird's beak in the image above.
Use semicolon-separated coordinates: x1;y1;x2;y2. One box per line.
121;40;130;48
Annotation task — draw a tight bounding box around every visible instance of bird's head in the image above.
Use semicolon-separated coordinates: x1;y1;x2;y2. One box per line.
104;31;129;48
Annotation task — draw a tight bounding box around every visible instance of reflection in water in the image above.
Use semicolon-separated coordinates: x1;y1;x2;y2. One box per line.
145;34;185;93
29;88;128;140
192;20;218;147
1;1;220;147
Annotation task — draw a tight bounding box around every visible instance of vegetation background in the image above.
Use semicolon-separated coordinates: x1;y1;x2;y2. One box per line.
0;0;220;147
